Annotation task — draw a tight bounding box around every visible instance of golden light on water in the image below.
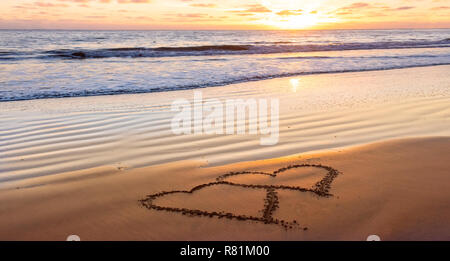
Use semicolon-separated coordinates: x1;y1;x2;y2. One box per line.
290;79;300;92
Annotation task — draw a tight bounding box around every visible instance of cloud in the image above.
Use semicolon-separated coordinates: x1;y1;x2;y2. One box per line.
341;2;370;10
335;11;352;16
333;2;415;16
176;13;208;18
85;15;107;18
332;2;371;16
125;16;154;20
276;9;302;16
227;4;271;15
393;6;414;11
430;6;450;10
244;4;271;13
55;0;151;3
190;3;217;8
35;2;68;7
13;5;38;10
378;5;416;12
56;0;92;3
117;0;151;3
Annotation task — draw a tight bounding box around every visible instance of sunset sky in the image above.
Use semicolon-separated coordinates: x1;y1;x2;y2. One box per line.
0;0;449;30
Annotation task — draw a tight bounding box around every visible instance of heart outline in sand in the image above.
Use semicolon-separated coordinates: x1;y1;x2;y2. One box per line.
140;163;340;229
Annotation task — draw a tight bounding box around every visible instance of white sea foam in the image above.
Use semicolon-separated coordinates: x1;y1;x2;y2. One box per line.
0;29;449;101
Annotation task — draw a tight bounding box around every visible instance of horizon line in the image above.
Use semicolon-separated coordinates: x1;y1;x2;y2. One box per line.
1;27;450;31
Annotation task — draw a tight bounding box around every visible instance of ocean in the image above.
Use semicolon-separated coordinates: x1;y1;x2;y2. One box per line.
0;29;449;102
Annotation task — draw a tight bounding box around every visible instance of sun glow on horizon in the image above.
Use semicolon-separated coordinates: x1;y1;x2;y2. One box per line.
255;0;336;29
260;12;338;29
0;0;448;30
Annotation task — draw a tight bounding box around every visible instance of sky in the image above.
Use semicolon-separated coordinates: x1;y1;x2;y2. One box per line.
0;0;449;30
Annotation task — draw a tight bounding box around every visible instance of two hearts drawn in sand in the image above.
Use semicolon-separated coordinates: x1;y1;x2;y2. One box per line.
140;163;340;229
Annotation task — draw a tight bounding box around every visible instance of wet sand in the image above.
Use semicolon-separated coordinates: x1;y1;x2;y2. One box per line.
1;65;450;180
0;137;449;241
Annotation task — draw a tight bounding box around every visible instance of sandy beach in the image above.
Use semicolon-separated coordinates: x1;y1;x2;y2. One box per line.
0;137;449;240
0;65;449;240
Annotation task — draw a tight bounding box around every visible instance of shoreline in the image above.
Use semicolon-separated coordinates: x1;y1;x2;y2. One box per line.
1;65;449;180
1;63;449;103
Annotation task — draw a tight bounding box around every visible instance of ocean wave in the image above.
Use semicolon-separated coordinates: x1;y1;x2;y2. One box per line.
1;39;449;60
0;51;23;59
1;63;449;102
252;41;294;44
153;45;250;52
278;54;445;60
41;45;251;59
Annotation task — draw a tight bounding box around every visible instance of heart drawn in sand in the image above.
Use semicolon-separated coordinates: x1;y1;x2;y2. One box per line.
140;164;340;229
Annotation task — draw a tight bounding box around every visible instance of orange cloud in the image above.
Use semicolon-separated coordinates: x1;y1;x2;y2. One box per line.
56;0;151;3
117;0;150;3
35;2;68;7
393;6;415;11
342;3;370;10
244;4;271;13
276;9;302;16
430;6;449;10
190;3;217;8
